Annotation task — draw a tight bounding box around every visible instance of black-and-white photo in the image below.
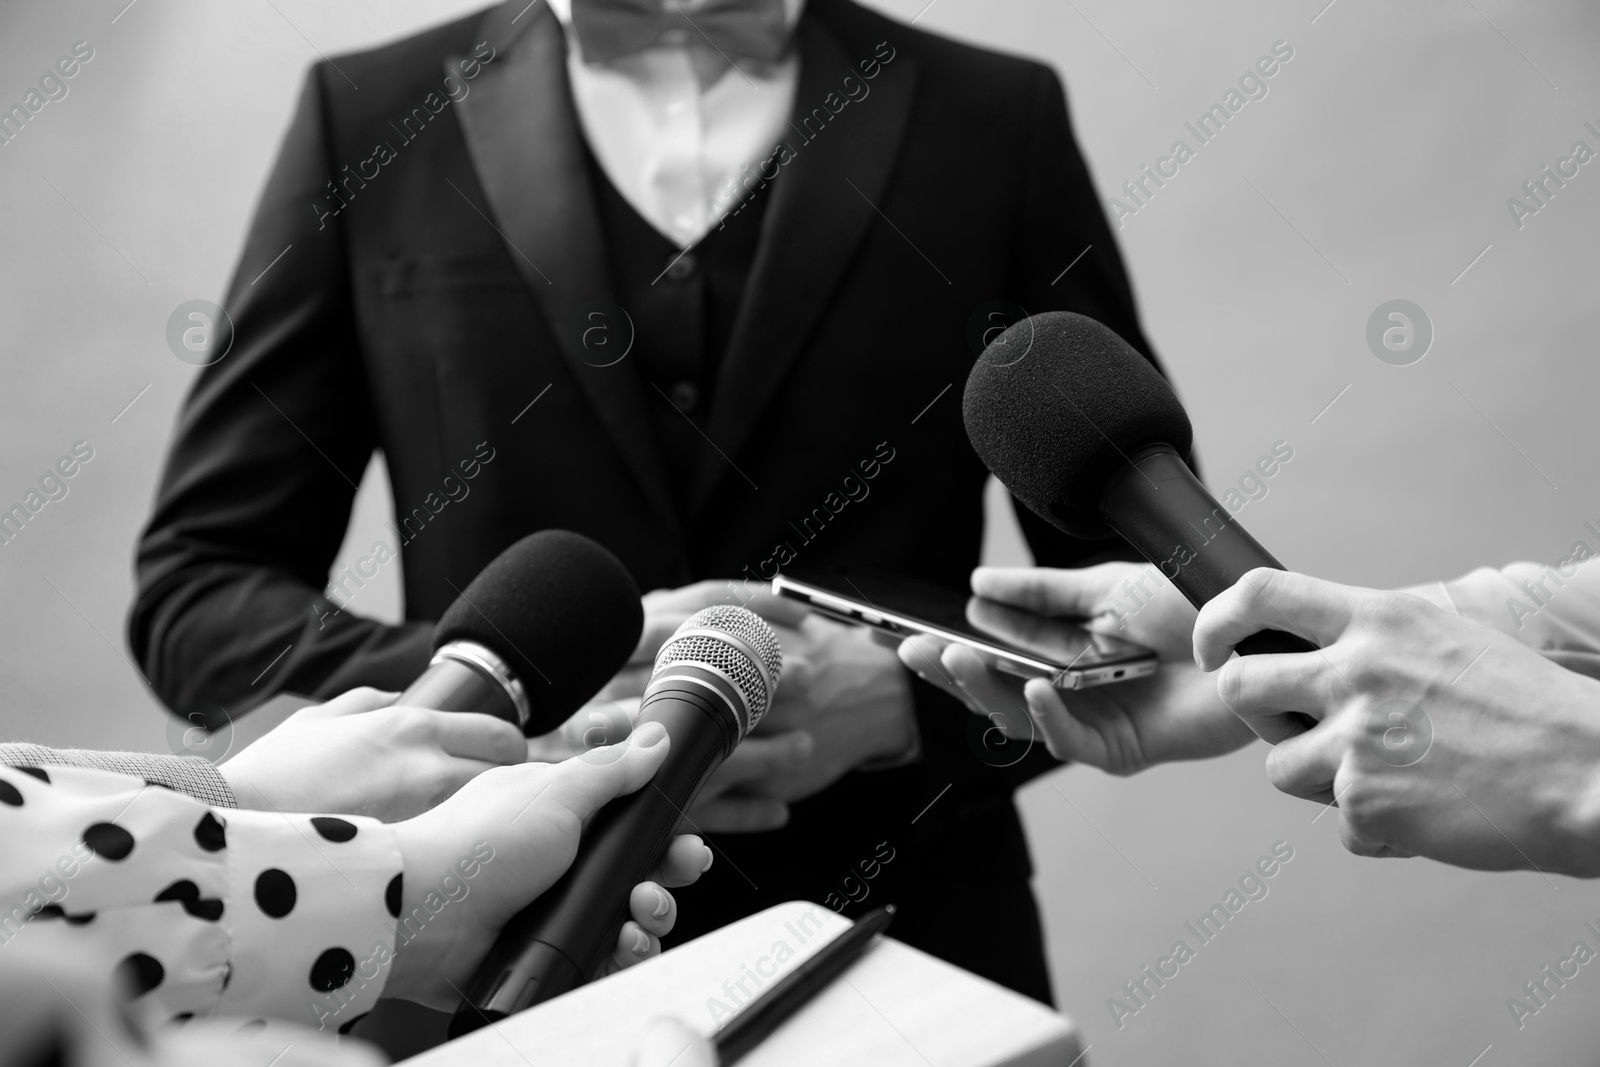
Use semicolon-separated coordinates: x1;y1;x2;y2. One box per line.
2;1;1597;1064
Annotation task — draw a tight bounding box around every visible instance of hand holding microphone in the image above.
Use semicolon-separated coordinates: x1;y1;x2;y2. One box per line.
217;686;529;820
385;724;712;1011
563;581;917;835
962;311;1315;650
903;311;1317;758
399;529;644;732
217;532;647;821
451;604;784;1034
555;579;814;834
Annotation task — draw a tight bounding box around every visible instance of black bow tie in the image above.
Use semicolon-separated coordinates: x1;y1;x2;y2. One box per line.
569;0;790;65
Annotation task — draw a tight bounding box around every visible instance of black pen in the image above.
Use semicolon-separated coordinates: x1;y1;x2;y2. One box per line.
715;904;897;1065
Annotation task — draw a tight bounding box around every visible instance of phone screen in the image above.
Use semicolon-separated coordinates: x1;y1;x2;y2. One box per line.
775;568;1156;685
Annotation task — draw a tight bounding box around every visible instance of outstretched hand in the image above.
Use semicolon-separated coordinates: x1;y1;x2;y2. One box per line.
899;563;1256;774
387;723;713;1009
219;688;527;821
1194;567;1600;875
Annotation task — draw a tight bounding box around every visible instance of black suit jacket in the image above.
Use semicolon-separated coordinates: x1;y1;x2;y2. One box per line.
131;0;1165;999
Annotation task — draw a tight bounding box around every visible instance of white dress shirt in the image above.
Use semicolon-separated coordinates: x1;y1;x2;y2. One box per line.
547;0;805;248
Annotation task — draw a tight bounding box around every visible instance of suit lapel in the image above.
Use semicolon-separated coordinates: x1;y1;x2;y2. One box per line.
687;11;920;515
452;1;683;538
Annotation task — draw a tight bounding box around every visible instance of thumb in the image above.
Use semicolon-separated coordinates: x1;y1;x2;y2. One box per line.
540;721;673;823
558;698;641;752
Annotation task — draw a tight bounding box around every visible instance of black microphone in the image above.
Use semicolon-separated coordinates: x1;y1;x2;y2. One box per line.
963;311;1316;658
449;604;782;1035
399;530;644;732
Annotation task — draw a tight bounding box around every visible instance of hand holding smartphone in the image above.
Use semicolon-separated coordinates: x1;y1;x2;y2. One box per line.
771;569;1157;690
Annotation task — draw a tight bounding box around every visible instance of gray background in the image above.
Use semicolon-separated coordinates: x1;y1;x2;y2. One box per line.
3;0;1599;1064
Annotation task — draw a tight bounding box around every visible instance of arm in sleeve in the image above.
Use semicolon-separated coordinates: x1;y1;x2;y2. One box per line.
128;63;431;731
0;763;400;1033
0;744;236;808
0;937;388;1067
1007;63;1193;572
1409;557;1600;678
926;65;1180;796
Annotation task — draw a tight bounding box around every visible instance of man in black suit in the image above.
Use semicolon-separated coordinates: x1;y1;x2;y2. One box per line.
131;0;1201;1009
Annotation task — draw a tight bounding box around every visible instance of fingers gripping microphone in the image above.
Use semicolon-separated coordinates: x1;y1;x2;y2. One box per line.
449;605;782;1035
399;530;644;732
963;311;1315;657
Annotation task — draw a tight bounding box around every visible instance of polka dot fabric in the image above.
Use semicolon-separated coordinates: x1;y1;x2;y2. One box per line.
0;765;399;1030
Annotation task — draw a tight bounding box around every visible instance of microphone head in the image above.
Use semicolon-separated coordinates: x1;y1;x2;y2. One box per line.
651;606;782;739
434;530;643;734
962;311;1193;539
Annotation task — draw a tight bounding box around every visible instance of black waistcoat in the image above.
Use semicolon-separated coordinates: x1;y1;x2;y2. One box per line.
587;156;773;512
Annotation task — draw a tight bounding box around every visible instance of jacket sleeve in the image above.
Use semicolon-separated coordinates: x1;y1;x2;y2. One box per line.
1007;62;1189;571
926;64;1187;795
128;64;431;729
0;764;399;1033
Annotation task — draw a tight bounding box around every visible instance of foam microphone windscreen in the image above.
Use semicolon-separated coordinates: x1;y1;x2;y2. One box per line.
962;311;1193;539
434;530;644;734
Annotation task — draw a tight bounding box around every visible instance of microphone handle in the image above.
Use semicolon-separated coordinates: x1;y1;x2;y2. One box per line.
449;677;739;1036
397;642;527;729
1100;445;1317;657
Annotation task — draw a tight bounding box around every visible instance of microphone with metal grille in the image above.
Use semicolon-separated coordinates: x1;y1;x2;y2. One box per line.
398;530;643;733
449;604;783;1034
962;310;1316;659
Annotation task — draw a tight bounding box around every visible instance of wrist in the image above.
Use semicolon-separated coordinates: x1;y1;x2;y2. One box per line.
1427;566;1557;649
215;758;263;809
1525;670;1600;878
387;819;501;1008
386;821;461;1006
385;821;431;1002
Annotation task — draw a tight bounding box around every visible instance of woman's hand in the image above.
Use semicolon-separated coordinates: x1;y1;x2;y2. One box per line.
218;688;527;821
539;580;822;834
386;722;713;1009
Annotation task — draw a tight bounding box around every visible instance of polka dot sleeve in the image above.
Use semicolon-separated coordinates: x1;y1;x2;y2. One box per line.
0;763;401;1034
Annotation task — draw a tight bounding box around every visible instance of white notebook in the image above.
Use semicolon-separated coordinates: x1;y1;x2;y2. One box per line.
405;901;1081;1067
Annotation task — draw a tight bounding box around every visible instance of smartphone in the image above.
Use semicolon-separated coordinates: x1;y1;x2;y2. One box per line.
771;568;1158;690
